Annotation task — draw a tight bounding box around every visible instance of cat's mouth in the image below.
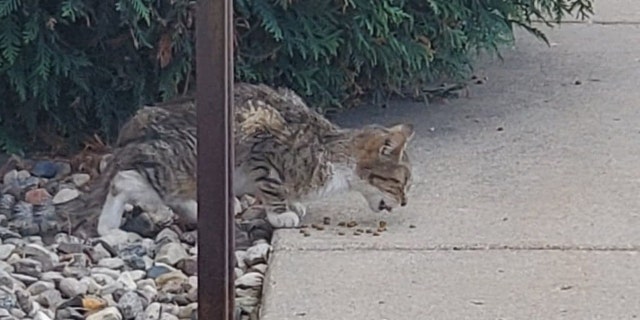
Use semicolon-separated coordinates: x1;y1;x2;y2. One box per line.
378;200;392;212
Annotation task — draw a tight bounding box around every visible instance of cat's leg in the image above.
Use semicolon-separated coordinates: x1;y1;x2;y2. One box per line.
255;177;302;228
97;170;165;236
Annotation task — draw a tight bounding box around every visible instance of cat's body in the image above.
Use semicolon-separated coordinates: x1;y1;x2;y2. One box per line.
69;83;414;237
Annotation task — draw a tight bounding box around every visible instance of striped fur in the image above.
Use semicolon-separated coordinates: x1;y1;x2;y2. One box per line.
69;83;414;237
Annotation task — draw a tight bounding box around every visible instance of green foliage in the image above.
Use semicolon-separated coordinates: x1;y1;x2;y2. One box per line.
0;0;592;153
234;0;593;111
0;0;195;154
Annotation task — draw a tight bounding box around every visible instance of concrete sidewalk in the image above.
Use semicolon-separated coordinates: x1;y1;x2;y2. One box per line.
260;2;640;319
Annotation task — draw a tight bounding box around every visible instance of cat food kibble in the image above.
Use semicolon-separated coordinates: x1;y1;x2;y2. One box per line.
337;221;347;227
338;231;345;236
346;221;358;228
323;217;331;225
378;220;387;229
365;229;373;234
372;232;381;236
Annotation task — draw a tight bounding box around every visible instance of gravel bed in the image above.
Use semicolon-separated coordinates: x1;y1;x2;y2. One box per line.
0;158;274;320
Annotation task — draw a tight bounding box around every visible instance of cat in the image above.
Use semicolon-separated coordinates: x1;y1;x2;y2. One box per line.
67;82;414;238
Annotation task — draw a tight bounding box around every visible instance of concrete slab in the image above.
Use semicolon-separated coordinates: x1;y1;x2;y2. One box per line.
261;250;640;320
260;7;640;320
290;23;640;248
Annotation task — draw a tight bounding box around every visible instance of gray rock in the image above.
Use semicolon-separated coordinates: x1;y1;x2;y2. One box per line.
235;287;260;298
0;308;12;317
155;243;188;266
244;243;270;266
160;313;179;320
0;261;12;273
39;272;63;283
98;258;125;270
55;307;84;320
143;302;162;320
248;263;267;274
11;258;42;277
126;270;145;282
146;264;176;279
33;310;54;320
116;272;137;291
10;307;25;318
11;273;38;285
178;303;197;319
52;189;79;205
234;272;263;289
87;243;113;262
0;244;15;260
2;170;19;185
71;173;91;187
0;194;16;217
235;251;247;270
31;161;58;179
155;228;180;246
234;268;244;279
91;267;121;280
20;244;59;270
80;277;101;294
86;306;123;320
117;291;146;320
34;289;62;309
0;286;16;309
136;279;158;303
58;278;88;297
26;281;55;296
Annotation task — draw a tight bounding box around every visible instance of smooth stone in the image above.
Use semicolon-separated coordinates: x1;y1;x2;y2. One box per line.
234;251;247;270
24;189;52;206
86;306;123;320
234;272;263;289
91;267;121;280
31;161;57;179
40;272;64;283
26;281;55;296
143;302;162;319
2;170;19;185
98;257;125;270
71;173;91;187
146;264;176;279
117;291;146;320
178;303;197;319
248;263;268;274
58;278;88;297
0;244;15;260
116;272;137;291
35;289;62;309
176;257;197;276
33;310;54;320
244;243;271;266
80;277;101;294
154;242;189;266
51;189;79;205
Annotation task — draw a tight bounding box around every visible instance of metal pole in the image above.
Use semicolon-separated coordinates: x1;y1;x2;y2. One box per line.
196;0;235;318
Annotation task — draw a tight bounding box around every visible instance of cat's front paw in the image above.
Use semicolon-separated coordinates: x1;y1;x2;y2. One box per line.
266;211;300;228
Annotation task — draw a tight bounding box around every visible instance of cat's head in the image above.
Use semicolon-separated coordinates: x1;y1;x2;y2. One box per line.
353;123;414;213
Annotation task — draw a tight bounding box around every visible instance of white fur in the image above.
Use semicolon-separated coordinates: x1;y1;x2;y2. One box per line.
301;164;354;201
97;170;164;236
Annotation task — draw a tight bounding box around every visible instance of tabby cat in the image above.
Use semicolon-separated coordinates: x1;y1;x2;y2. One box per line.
70;83;414;237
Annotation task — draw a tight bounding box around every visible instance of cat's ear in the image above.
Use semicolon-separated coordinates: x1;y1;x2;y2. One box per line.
379;123;414;161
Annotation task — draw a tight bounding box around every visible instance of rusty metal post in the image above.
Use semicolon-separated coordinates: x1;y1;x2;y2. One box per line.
196;0;235;318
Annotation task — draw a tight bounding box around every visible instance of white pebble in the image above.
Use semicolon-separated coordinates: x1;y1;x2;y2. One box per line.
52;188;80;204
234;272;263;288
